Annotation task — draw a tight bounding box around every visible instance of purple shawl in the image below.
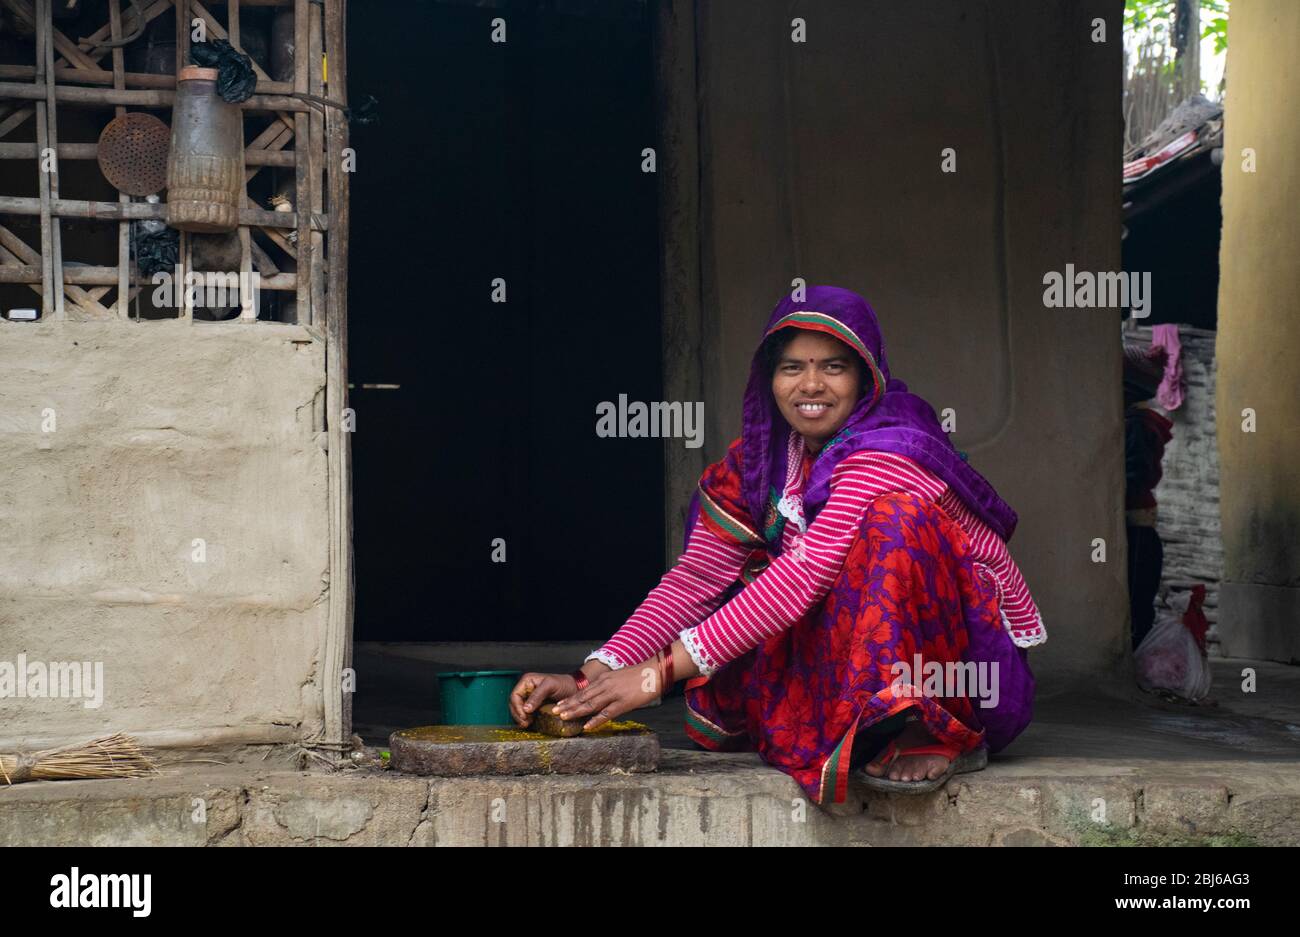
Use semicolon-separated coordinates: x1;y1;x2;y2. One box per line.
685;286;1018;552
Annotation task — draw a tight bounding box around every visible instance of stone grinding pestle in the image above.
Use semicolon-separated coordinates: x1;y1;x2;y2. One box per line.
530;702;586;737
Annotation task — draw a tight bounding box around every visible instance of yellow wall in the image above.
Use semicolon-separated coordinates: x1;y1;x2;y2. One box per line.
1215;0;1300;660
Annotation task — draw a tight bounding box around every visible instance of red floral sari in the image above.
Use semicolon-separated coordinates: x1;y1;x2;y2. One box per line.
684;490;1013;805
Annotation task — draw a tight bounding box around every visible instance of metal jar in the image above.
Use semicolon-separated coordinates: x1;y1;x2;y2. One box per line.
166;66;244;233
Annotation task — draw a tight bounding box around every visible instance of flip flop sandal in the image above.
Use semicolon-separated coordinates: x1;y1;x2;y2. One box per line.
855;740;988;794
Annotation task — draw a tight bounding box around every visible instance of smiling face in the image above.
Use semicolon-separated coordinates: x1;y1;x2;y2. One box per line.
769;329;864;452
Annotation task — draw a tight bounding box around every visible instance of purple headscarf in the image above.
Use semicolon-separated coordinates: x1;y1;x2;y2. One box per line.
686;286;1018;552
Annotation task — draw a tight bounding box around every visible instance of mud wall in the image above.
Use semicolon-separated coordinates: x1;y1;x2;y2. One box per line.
0;321;330;750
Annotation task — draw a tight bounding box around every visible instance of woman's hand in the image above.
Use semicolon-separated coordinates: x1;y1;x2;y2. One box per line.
508;672;579;728
551;663;663;732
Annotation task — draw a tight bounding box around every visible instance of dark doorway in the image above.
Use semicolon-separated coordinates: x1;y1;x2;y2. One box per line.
348;0;663;643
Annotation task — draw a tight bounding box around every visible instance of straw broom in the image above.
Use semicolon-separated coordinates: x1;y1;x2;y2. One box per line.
0;733;157;785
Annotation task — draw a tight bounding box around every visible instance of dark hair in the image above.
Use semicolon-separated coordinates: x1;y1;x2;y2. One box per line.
761;327;870;394
760;328;801;379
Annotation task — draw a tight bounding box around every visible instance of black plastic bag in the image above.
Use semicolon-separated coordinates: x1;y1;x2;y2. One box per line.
133;227;180;279
190;39;257;104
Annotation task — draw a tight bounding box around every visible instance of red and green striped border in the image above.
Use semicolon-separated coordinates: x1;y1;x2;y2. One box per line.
765;311;885;408
819;712;864;804
819;697;918;804
685;702;748;750
698;484;765;547
819;692;986;804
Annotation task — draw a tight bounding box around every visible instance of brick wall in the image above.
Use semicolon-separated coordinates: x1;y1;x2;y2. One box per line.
1128;324;1224;651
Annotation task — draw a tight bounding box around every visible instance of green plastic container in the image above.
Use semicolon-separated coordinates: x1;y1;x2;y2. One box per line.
436;670;522;726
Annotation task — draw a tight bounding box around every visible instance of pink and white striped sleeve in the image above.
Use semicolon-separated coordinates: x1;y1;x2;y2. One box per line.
679;452;947;676
937;490;1046;647
584;520;751;671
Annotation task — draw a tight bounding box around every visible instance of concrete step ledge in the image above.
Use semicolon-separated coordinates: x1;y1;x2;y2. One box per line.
4;750;1299;846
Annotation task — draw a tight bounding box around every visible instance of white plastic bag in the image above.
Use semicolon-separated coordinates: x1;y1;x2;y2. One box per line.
1134;588;1212;701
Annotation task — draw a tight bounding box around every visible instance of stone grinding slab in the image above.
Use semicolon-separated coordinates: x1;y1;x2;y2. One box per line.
389;723;660;777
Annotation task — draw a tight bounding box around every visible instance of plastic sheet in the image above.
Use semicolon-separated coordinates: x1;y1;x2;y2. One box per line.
1135;585;1212;701
190;39;257;104
133;227;180;279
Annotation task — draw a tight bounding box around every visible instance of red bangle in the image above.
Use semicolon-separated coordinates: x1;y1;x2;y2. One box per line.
660;644;675;691
570;669;589;691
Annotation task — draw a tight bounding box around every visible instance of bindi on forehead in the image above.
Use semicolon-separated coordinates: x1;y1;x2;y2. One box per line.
780;354;853;364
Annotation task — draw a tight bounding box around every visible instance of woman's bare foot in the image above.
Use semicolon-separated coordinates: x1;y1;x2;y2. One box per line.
862;719;952;782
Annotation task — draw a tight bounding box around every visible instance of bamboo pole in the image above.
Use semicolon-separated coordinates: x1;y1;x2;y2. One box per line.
321;0;348;748
177;0;191;321
0;141;294;166
0;106;34;138
230;0;256;320
0;263;43;281
249;236;278;276
177;230;192;319
0;263;296;290
0;1;171;142
292;0;310;325
32;0;52;315
248;121;293;153
257;223;295;257
39;0;70;318
246;125;294;177
322;0;352;751
0;63;294;95
0;194;319;229
61;0;169;74
308;0;324;323
47;0;69;317
0;81;310;112
0;253;114;315
227;0;240;50
0;223;114;316
1;0;102;72
110;0;130;319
